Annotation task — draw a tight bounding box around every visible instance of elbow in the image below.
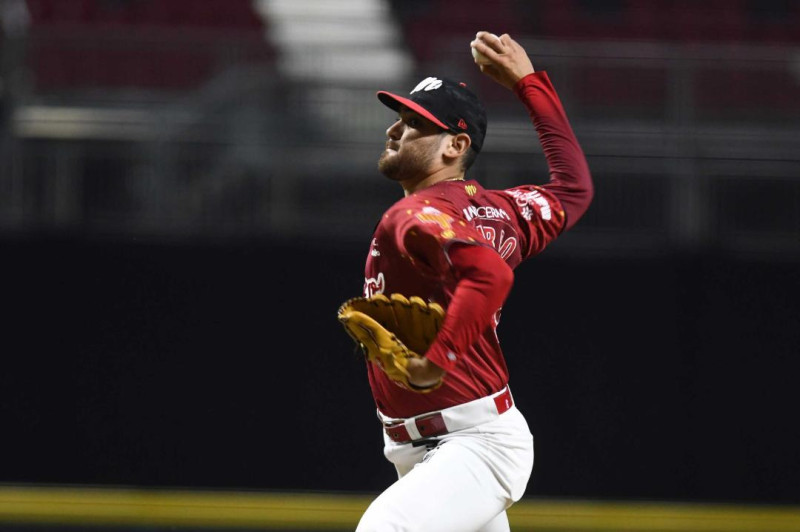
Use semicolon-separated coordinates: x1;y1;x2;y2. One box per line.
458;244;514;290
478;244;514;293
563;170;594;230
449;242;514;296
495;257;514;297
577;163;595;207
586;168;595;202
583;179;595;209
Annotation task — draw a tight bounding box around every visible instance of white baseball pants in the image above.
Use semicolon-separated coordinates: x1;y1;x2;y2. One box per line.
356;398;534;532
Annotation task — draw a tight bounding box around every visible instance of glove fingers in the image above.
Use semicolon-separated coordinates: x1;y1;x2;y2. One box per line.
386;294;425;353
429;301;445;330
381;293;405;335
388;295;444;352
339;295;400;343
340;294;390;320
337;293;445;392
409;296;444;349
351;293;403;335
340;294;443;353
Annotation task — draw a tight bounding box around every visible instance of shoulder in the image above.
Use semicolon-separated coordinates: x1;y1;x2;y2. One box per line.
384;184;462;220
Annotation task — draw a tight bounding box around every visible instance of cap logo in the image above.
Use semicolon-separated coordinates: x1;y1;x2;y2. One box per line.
410;77;443;94
457;119;467;129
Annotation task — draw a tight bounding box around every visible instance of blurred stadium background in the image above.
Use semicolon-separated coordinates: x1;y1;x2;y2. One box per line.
1;0;799;530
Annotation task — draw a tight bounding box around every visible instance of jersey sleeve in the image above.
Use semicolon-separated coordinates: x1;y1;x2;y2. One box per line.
424;243;513;371
502;183;567;260
514;71;593;232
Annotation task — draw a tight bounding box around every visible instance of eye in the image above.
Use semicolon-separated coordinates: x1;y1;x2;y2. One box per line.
407;117;421;128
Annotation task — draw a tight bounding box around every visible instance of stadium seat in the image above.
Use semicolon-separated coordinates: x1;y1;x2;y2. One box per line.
25;0;271;92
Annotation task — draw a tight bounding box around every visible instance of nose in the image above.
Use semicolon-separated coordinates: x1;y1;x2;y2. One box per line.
386;119;403;140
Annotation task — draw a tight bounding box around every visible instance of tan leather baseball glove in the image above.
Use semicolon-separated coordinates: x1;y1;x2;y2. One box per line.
337;293;445;393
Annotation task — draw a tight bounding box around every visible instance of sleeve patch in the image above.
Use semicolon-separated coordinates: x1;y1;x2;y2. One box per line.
505;188;553;221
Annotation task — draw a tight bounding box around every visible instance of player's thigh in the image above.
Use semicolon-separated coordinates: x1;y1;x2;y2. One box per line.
356;438;508;532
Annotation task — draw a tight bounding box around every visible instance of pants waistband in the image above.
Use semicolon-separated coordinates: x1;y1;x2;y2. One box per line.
377;387;514;444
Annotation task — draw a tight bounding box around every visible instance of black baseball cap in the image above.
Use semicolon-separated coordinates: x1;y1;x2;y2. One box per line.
377;76;488;153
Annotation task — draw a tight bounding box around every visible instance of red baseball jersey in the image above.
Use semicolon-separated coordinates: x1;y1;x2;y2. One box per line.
362;71;592;418
363;180;565;417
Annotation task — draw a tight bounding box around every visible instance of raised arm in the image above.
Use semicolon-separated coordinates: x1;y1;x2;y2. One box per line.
471;32;594;231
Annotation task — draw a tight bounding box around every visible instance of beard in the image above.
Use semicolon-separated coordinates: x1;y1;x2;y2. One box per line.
378;139;439;182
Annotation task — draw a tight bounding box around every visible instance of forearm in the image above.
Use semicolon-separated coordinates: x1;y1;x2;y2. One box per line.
515;72;594;230
421;244;513;375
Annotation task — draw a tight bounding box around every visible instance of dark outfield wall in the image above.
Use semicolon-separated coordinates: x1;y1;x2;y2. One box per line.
2;236;799;504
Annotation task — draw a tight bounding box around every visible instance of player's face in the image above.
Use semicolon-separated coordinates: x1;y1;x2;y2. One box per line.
378;107;448;182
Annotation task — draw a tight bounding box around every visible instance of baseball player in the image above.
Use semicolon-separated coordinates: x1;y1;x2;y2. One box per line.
350;32;593;531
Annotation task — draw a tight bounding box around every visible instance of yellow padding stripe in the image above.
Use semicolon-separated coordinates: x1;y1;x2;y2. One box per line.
1;485;799;531
0;486;370;529
507;499;800;531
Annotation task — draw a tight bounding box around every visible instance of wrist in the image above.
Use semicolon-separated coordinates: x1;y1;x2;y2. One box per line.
513;71;540;97
406;356;445;388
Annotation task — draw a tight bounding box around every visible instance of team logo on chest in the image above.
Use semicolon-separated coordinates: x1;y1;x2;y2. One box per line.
364;272;385;297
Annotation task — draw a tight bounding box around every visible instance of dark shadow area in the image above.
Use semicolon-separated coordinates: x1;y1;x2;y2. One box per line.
3;235;799;504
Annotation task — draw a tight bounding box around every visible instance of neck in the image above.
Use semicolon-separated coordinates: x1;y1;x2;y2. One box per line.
401;168;465;196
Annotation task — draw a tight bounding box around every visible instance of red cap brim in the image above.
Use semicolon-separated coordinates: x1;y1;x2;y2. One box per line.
377;91;451;131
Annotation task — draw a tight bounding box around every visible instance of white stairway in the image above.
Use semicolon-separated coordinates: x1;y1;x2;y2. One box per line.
253;0;414;84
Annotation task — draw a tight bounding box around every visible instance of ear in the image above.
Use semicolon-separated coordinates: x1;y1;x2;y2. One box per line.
442;132;471;163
